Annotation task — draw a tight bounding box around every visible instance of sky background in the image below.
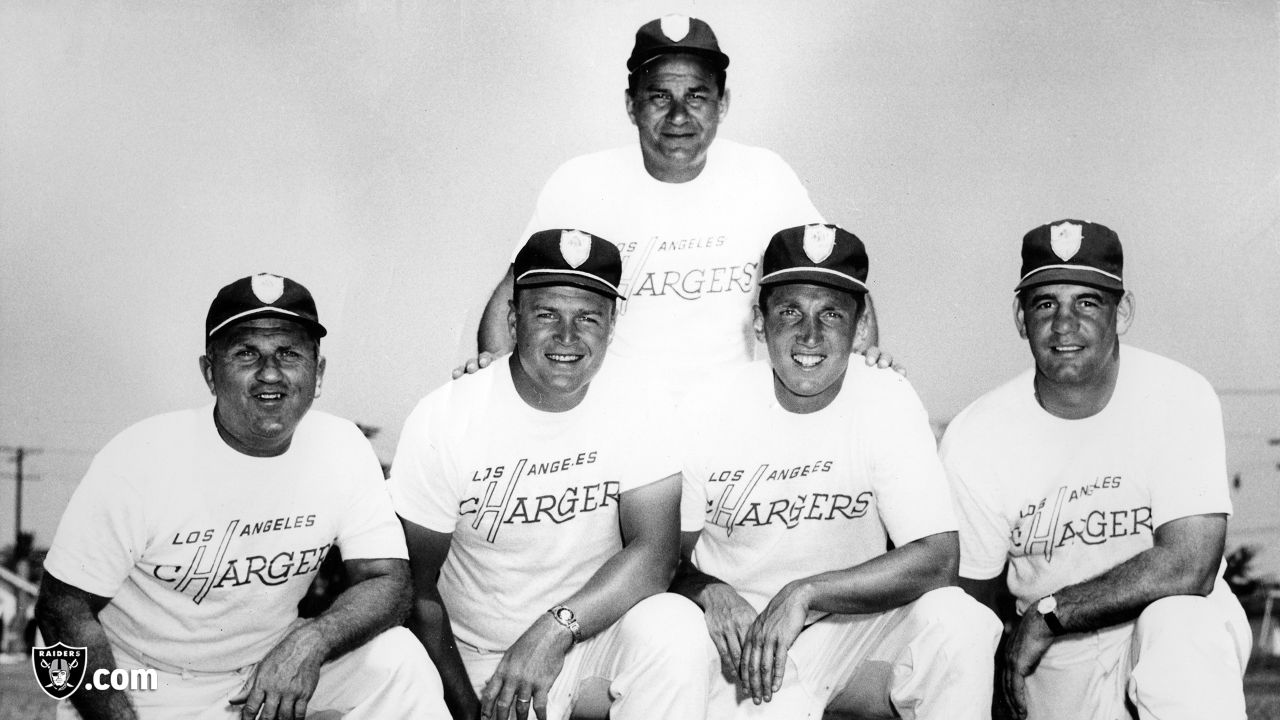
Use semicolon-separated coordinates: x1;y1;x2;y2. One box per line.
2;1;1278;572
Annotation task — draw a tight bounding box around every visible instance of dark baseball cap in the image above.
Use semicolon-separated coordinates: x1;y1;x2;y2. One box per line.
627;15;730;74
1016;219;1123;293
206;273;328;340
514;229;624;300
759;224;869;294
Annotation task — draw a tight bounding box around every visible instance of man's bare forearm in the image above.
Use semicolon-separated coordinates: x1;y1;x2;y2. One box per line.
295;558;411;661
554;477;681;639
35;574;138;720
794;531;957;616
408;590;479;719
1051;514;1225;634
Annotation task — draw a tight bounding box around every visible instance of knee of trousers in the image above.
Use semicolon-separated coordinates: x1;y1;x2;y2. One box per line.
1134;594;1221;648
908;587;1003;659
615;593;717;667
348;626;438;685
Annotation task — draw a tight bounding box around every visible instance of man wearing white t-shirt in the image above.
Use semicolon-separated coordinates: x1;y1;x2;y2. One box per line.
675;224;1001;719
460;15;884;398
393;229;712;720
942;220;1251;720
36;273;446;720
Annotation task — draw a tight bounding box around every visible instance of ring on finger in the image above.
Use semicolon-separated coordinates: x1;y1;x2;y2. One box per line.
516;697;531;704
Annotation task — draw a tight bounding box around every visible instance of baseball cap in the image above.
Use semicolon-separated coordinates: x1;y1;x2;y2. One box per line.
1016;219;1123;293
627;15;730;74
205;273;328;340
759;224;869;294
514;229;624;300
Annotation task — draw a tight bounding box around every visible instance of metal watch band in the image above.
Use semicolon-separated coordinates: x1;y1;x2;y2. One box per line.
548;604;582;644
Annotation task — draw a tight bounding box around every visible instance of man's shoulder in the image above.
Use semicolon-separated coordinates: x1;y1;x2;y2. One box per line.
549;145;640;179
294;408;368;446
1120;345;1216;399
946;368;1036;440
709;138;795;171
104;405;208;450
679;360;770;411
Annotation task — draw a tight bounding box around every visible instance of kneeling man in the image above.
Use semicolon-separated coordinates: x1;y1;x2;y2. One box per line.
942;220;1251;719
392;229;712;720
37;273;446;720
675;224;1001;720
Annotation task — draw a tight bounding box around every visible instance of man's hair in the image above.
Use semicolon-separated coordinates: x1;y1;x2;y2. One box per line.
626;57;727;98
757;283;866;321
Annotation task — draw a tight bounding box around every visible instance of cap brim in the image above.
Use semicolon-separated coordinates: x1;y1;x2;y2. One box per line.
1014;266;1123;294
629;47;730;73
759;268;867;294
208;308;328;340
515;272;623;300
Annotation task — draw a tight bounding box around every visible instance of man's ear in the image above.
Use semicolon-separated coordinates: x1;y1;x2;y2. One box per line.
1116;291;1135;335
752;304;766;343
507;298;519;345
718;86;731;122
314;355;326;399
1012;296;1028;340
199;355;216;395
625;88;638;127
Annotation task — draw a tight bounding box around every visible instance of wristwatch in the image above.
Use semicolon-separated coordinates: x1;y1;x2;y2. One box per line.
1036;595;1066;635
548;605;582;644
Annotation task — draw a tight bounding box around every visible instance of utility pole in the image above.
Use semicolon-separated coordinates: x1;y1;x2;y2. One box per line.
1;446;41;558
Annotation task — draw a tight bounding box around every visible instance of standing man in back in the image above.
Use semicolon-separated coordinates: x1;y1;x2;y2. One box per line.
464;15;882;397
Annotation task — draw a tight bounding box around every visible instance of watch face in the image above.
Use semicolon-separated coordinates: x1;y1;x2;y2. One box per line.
555;608;574;622
1038;596;1056;614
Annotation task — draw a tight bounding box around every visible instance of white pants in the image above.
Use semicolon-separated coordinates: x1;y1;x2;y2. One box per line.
460;593;715;720
707;586;1003;720
58;626;448;720
1024;581;1251;720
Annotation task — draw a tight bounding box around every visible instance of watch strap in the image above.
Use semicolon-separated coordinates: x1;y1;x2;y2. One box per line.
548;605;582;644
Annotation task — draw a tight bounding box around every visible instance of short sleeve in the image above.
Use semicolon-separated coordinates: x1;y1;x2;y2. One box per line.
1149;380;1231;526
864;376;957;547
43;446;148;598
940;419;1011;581
677;399;709;534
389;397;462;534
332;427;408;561
617;382;681;495
759;152;824;252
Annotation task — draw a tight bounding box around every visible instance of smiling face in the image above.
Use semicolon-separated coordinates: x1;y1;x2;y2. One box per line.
508;285;615;412
755;283;863;414
625;54;729;183
199;317;324;457
1016;283;1133;409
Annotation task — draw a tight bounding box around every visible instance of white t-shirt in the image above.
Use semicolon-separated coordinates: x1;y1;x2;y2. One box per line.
44;405;407;672
941;345;1232;613
389;358;678;652
680;360;956;615
515;139;823;398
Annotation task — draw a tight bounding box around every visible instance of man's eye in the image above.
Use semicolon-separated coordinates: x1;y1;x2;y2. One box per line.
235;349;258;360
